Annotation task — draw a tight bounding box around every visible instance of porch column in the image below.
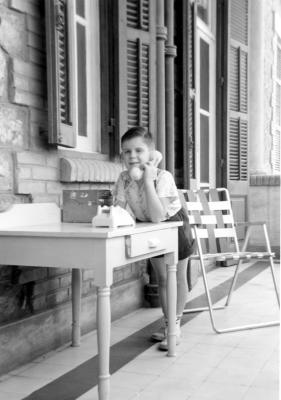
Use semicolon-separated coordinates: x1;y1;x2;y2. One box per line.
249;0;266;174
156;0;167;167
165;0;177;175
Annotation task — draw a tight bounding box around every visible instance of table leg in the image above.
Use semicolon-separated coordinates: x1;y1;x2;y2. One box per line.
166;262;177;357
97;286;111;400
72;268;81;347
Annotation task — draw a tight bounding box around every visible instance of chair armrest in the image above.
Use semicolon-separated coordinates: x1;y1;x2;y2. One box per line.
235;221;266;226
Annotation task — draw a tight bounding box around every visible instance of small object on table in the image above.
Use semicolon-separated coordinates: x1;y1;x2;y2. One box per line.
92;205;135;229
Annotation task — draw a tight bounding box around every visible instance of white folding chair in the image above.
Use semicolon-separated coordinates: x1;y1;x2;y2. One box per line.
182;188;280;333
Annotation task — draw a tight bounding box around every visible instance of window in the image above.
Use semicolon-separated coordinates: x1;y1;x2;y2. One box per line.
45;0;156;158
45;0;101;152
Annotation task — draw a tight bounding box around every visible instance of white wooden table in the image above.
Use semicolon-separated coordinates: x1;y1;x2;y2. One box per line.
0;203;181;400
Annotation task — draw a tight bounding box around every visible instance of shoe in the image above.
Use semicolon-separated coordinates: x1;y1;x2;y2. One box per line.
151;318;167;342
158;318;181;351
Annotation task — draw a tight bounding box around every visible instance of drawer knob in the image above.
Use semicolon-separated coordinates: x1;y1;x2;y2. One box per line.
148;238;160;248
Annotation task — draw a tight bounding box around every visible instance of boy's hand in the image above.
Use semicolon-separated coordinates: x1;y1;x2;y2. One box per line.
142;162;157;182
150;150;162;167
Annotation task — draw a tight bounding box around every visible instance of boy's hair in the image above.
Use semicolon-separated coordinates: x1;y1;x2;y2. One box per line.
121;126;154;147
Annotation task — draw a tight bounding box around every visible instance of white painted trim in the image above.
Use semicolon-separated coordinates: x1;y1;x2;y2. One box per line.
194;18;216;189
72;0;101;153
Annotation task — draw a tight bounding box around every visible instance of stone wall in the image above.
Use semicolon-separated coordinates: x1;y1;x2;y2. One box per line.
0;0;147;375
249;175;280;256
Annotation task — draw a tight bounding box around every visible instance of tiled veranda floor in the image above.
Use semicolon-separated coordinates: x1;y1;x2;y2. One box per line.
0;260;279;400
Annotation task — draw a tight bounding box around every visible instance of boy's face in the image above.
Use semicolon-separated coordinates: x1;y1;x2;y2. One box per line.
121;137;151;170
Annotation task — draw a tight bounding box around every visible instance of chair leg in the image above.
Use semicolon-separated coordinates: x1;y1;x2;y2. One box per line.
183;258;280;334
269;256;280;306
225;259;242;307
183;258;227;332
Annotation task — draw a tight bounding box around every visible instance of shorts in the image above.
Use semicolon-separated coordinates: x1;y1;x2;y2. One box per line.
153;207;195;261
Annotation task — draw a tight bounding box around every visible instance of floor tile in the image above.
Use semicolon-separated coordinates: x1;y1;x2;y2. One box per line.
188;381;249;400
242;386;279;400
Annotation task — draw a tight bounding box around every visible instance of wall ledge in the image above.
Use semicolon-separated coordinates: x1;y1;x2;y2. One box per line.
250;174;280;186
60;157;123;183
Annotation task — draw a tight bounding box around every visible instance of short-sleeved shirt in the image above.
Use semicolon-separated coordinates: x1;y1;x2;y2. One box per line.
112;169;181;222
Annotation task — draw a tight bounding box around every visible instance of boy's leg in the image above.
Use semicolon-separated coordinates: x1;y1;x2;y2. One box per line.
150;256;189;318
150;257;167;318
176;257;189;317
156;257;189;351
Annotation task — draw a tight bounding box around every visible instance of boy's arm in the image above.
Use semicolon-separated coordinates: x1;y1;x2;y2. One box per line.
143;163;167;223
144;180;166;223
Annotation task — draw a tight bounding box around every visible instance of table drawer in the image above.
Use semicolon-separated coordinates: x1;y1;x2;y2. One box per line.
125;228;176;258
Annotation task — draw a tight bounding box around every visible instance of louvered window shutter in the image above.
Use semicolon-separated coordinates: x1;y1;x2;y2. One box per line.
187;0;196;181
45;0;76;147
117;0;156;141
227;0;248;182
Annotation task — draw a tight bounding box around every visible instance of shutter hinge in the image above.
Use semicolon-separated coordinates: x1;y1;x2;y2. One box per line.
220;158;225;168
220;76;224;87
108;118;116;133
189;88;196;99
55;3;65;33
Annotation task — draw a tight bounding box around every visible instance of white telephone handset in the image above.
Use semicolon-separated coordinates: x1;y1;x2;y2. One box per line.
129;150;163;181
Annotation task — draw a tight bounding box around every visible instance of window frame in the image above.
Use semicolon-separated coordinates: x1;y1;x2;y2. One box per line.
71;0;101;153
271;13;281;173
45;0;107;154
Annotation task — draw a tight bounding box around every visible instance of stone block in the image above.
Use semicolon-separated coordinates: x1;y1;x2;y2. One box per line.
59;274;72;288
30;108;48;124
13;73;45;98
46;155;59;168
18;166;32;179
10;0;41;18
12;89;44;109
0;6;27;60
27;31;44;51
17;180;45;194
0;150;13;191
32;166;58;181
46;288;70;307
28;47;46;66
16;151;46;165
33;277;60;296
31;193;60;205
19;267;47;284
12;58;43;80
46;181;63;194
0;103;28;148
27;15;43;35
249;185;280;247
47;268;70;277
0;285;22;324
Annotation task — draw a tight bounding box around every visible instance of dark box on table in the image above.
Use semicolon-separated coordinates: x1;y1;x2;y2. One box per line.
62;189;112;223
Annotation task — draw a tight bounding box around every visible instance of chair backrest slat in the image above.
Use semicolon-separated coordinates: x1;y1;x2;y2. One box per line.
186;190;207;254
209;189;230;253
186;203;203;211
198;190;218;253
195;227;236;239
208;201;232;211
188;214;233;225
